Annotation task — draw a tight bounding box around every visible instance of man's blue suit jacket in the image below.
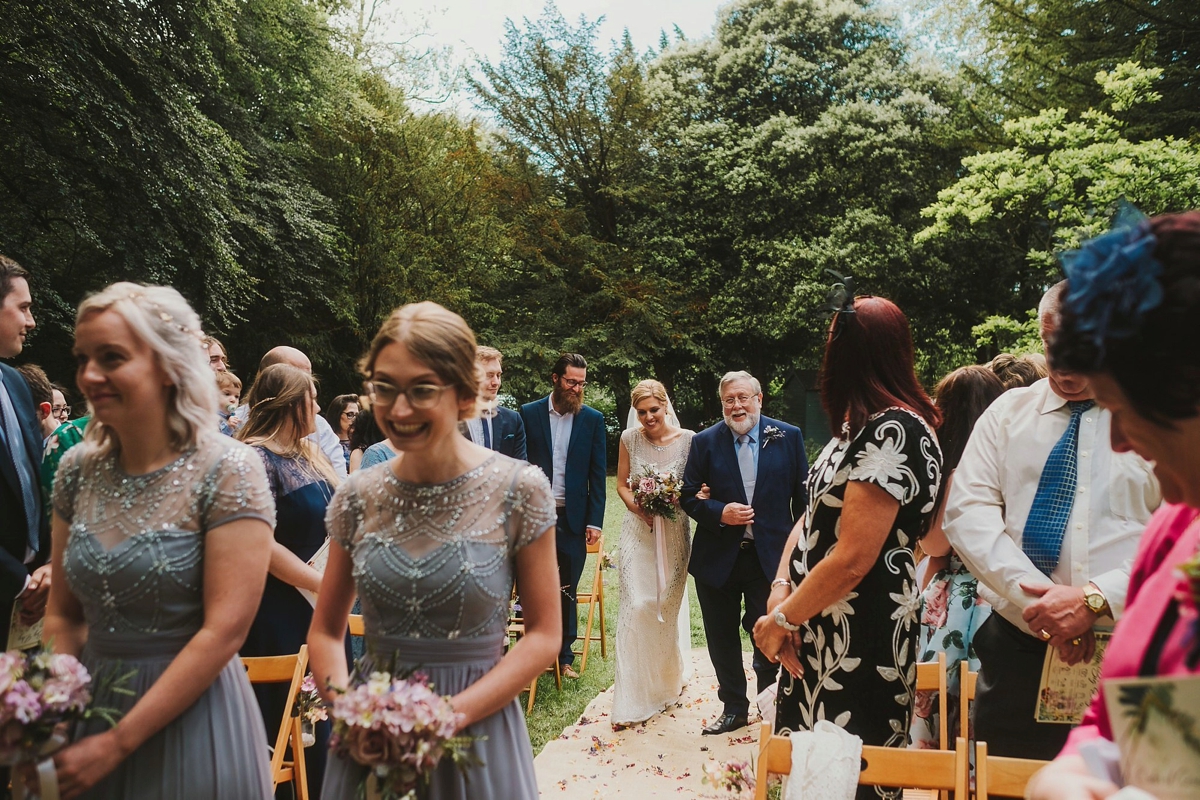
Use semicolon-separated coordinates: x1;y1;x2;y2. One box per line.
490;407;528;461
680;415;807;588
0;363;49;623
520;397;606;555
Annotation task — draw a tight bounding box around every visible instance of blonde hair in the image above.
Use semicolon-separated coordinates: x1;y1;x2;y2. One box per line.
476;345;503;364
215;371;242;395
237;364;339;486
631;379;669;409
76;282;217;457
361;302;479;420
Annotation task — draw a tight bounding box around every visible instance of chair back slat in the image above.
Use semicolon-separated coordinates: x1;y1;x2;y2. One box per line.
975;742;1048;798
914;652;949;750
960;661;978;743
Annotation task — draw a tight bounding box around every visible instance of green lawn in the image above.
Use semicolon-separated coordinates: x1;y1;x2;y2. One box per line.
524;477;752;752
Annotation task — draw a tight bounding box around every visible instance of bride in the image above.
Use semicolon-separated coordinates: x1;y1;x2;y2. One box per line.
612;379;695;727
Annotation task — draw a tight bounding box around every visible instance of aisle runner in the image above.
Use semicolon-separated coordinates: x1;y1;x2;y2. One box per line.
535;647;759;798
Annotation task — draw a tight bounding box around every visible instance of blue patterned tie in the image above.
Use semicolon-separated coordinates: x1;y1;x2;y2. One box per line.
1022;400;1095;575
0;380;40;552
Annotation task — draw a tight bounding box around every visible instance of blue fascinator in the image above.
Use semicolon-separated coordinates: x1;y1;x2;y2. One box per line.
1060;204;1164;366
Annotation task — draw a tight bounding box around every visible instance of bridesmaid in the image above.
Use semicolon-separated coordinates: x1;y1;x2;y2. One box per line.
43;282;274;798
237;363;341;796
308;301;561;800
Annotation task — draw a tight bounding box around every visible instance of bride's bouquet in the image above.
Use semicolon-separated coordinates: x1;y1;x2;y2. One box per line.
629;465;682;521
328;670;477;800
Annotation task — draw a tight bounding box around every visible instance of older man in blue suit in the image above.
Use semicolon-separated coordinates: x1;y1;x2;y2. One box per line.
681;370;807;734
0;256;51;647
521;353;606;678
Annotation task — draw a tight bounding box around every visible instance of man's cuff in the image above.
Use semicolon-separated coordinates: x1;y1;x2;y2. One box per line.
1089;570;1128;619
18;573;30;599
585;526;601;533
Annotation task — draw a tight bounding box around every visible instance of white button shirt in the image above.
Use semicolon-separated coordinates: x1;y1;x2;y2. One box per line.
548;395;573;506
944;378;1161;635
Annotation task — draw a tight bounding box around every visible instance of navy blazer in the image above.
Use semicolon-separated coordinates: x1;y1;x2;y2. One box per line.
466;407;527;461
680;415;807;588
520;397;606;550
0;363;49;620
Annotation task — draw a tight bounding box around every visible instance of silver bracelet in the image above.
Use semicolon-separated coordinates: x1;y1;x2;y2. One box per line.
771;578;791;589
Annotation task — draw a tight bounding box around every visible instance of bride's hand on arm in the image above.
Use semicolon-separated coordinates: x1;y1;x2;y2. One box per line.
308;542;357;703
52;517;273;800
448;527;560;732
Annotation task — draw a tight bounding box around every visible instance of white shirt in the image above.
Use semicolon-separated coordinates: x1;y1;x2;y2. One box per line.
548;394;573;506
944;378;1161;635
466;413;495;450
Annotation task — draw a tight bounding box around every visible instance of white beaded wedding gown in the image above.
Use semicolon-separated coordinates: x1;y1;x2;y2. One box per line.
611;427;693;726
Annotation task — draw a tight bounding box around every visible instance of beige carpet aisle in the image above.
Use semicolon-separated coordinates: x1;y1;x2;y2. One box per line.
535;647;760;798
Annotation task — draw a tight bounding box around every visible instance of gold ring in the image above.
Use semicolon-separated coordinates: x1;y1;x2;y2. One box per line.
1040;629;1051;640
1072;638;1082;646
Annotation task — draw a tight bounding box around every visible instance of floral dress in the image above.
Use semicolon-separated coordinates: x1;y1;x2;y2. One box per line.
775;408;942;799
907;554;991;749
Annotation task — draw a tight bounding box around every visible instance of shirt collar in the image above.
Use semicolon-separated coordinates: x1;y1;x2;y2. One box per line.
548;394;569;419
727;423;756;444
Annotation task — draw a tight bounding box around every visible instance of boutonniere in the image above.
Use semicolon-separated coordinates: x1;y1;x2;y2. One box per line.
762;426;784;448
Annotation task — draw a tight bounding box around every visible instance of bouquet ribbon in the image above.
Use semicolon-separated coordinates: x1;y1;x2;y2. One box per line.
654;515;669;623
12;757;60;800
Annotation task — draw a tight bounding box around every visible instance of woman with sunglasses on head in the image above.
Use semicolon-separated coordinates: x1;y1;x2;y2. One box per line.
237;363;344;797
43;283;274;798
753;293;943;799
308;301;560;799
1025;211;1200;799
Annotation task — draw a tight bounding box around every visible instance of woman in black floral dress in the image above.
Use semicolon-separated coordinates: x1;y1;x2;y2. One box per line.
754;295;942;799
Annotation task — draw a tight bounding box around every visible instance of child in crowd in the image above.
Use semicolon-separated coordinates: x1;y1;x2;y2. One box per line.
217;371;243;435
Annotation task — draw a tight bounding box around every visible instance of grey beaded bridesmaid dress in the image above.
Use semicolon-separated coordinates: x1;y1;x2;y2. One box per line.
52;434;276;799
320;454;556;800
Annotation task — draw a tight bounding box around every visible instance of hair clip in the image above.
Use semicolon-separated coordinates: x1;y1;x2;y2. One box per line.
251;396;278;410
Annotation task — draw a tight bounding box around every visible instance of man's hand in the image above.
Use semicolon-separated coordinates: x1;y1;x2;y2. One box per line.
585;527;601;546
720;503;754;526
1021;582;1094;641
18;565;51;625
1054;628;1096;666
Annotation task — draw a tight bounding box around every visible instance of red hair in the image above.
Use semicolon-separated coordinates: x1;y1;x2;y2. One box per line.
820;296;941;437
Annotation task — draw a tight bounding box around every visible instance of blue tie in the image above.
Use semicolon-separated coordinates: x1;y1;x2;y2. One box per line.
0;380;40;552
482;416;492;449
1023;400;1095;575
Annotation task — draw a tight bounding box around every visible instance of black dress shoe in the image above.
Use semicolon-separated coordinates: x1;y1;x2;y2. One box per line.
702;713;749;735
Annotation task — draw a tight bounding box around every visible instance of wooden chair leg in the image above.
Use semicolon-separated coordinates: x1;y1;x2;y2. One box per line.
580;576;599;673
597;576;607;659
526;673;538;714
291;715;309;800
553;658;562;690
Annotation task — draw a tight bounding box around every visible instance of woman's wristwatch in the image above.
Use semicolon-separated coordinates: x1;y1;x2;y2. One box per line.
773;610;800;631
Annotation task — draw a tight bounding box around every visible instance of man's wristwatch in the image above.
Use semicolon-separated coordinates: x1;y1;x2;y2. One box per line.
1082;583;1110;617
773;610;800;632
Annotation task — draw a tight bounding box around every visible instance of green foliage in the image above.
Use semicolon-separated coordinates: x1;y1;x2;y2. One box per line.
971;310;1042;357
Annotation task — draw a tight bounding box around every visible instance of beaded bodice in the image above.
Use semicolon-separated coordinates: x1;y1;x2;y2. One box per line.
327;454;555;641
53;435;275;635
622;427;693;479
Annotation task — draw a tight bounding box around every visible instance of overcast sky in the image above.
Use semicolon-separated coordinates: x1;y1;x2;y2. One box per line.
418;0;728;66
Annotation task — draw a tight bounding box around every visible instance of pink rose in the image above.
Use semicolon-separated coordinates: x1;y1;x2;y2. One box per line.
921;579;950;629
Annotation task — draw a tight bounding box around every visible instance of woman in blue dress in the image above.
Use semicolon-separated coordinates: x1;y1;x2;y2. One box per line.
44;283;274;798
238;363;344;796
308;301;562;800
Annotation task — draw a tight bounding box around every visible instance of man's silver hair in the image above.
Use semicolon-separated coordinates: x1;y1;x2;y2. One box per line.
1038;280;1069;328
718;370;762;397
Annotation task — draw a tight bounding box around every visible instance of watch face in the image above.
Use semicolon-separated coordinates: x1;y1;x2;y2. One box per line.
1087;594;1105;611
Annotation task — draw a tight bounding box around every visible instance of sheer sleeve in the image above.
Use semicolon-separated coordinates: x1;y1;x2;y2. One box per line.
200;440;276;532
508;463;556;551
51;446;84;523
325;474;365;554
846;409;941;510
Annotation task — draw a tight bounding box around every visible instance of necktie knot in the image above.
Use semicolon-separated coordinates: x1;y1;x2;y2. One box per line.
1069;400;1095;417
738;434;748;446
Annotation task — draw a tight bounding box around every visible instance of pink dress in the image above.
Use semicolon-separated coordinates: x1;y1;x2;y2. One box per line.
1062;502;1200;755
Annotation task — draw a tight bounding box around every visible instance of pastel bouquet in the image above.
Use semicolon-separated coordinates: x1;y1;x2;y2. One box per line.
702;757;756;798
328;670;476;800
629;465;682;521
0;648;109;765
295;673;328;747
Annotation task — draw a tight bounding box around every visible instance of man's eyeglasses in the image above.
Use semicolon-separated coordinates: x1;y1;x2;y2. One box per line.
559;378;587;390
51;404;70;418
366;380;453;410
721;395;756;408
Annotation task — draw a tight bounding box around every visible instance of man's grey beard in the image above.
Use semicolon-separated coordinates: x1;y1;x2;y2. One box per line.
553;387;583;415
724;412;758;436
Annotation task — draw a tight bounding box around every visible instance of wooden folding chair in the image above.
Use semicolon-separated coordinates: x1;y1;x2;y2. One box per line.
960;661;977;744
242;645;310;800
571;534;607;673
974;741;1049;798
754;722;968;799
507;591;561;713
915;652;949;750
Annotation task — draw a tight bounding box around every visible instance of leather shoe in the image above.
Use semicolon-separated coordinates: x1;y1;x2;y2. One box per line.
702;713;748;735
561;664;580;679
